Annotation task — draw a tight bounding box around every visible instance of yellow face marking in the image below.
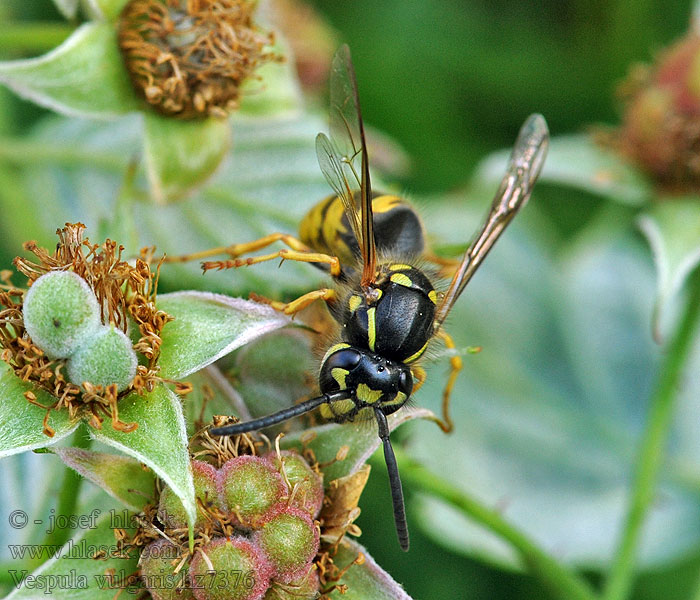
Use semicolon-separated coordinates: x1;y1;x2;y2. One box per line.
405;341;429;364
331;398;356;416
356;383;383;405
367;307;377;351
389;263;412;271
348;295;362;313
331;367;349;389
372;195;402;214
428;290;438;304
383;391;407;407
390;273;413;287
320;403;333;420
322;342;351;365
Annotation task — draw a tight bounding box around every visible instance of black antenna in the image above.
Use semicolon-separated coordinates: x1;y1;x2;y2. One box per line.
210;390;354;436
374;408;409;551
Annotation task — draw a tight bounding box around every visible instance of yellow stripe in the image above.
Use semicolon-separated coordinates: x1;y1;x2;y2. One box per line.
322;342;351;365
348;295;362;313
404;340;428;364
383;391;407;407
428;290;438;304
389;263;412;271
372;195;402;214
356;383;383;405
390;273;412;287
367;307;376;351
331;367;349;389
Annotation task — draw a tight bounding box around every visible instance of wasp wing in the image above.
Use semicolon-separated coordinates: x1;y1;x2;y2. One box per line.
316;44;377;284
434;114;550;328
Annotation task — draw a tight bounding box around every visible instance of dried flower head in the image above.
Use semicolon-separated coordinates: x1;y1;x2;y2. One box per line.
0;223;173;435
118;0;281;119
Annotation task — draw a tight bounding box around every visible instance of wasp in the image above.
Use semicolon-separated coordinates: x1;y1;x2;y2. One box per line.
177;45;549;551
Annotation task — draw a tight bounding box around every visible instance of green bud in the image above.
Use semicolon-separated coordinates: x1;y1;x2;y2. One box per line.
254;506;319;584
264;451;323;518
139;539;193;600
263;565;319;600
22;271;101;359
220;456;286;529
66;324;137;391
158;460;221;530
188;537;273;600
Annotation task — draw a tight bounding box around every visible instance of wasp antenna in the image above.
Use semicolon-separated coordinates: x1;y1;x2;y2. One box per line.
374;408;409;551
210;390;353;437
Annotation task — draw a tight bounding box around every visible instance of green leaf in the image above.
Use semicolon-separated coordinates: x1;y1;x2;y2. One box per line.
282;408;436;483
0;370;79;459
50;447;156;511
0;22;140;119
88;384;195;529
157;291;289;380
326;539;413;599
638;197;700;340
3;112;330;298
4;513;140;599
476;133;652;205
83;0;132;21
51;0;79;19
143;112;231;202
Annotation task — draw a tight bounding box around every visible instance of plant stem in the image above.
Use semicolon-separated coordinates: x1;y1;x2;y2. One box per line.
603;270;700;600
380;450;599;600
0;136;126;171
0;23;73;53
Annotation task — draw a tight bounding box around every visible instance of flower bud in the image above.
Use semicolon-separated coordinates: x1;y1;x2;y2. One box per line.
139;539;192;600
158;460;220;529
263;451;323;518
263;564;319;600
22;271;101;359
66;324;138;392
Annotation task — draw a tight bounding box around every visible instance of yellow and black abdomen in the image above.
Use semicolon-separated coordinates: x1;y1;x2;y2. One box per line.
299;193;426;267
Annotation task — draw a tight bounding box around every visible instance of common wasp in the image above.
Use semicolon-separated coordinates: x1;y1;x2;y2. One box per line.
177;46;549;551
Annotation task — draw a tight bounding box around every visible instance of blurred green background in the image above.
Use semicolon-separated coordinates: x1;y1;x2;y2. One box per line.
0;1;699;599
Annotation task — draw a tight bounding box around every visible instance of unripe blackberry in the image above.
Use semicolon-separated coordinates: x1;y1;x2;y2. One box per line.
219;456;286;529
66;324;138;392
263;451;323;518
189;537;272;600
253;506;319;584
22;271;101;359
158;460;220;529
139;539;192;600
263;564;319;600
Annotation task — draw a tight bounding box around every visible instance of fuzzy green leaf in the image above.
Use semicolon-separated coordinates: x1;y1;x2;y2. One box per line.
477;133;652;205
157;291;289;380
4;513;141;599
50;447;156;511
0;22;140;119
143;112;231;202
0;369;79;459
326;540;413;599
88;383;195;529
638;197;700;340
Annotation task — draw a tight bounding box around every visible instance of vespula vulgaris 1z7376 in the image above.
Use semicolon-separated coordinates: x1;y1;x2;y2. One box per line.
175;45;549;551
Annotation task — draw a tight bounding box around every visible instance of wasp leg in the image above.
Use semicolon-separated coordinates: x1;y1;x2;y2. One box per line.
250;288;337;317
208;248;342;279
410;365;427;394
435;329;462;434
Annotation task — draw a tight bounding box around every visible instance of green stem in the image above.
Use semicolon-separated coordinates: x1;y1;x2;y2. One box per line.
380;450;599;600
603;270;700;600
0;23;73;53
0;136;126;171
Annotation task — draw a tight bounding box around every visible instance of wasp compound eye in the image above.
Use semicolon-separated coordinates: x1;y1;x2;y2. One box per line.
398;370;413;397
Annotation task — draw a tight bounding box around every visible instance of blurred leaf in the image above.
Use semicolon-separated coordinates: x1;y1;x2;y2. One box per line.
83;0;131;21
4;513;140;599
0;23;140;118
638;197;700;341
407;208;700;570
50;447;156;511
157;291;289;380
1;112;330;296
88;383;196;529
0;369;79;458
51;0;79;19
143;112;231;202
327;539;412;599
476;134;653;206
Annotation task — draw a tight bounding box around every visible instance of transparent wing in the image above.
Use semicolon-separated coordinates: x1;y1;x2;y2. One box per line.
434;114;550;327
316;44;376;284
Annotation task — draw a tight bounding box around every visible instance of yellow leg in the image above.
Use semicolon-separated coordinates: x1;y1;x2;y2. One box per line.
435;329;462;434
250;288;337;317
165;233;341;278
206;248;341;278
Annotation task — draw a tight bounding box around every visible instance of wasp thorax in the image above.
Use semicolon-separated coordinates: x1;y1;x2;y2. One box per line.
342;264;436;363
118;0;280;119
319;346;412;421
